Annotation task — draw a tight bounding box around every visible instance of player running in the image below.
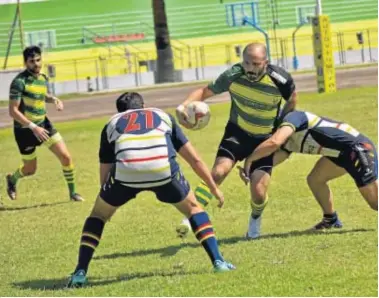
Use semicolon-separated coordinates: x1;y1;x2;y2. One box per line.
239;110;378;232
67;92;235;288
6;46;83;202
175;42;297;239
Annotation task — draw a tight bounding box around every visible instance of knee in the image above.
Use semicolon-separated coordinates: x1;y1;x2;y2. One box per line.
250;182;267;203
307;173;323;187
60;152;72;166
211;167;229;185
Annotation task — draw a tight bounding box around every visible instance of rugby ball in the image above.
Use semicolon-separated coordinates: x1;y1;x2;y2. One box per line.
186;101;211;130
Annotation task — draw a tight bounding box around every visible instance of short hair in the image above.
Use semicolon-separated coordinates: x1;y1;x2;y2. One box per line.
116;92;144;112
23;46;42;62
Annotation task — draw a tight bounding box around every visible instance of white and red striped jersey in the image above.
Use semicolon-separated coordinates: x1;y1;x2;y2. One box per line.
99;108;188;188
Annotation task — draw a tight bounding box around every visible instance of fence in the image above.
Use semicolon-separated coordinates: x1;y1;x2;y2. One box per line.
0;26;375;99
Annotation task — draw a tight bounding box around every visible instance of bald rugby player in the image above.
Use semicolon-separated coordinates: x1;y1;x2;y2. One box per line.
176;42;297;239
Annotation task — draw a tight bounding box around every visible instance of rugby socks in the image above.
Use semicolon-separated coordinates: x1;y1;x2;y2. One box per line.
189;212;223;264
194;181;214;207
62;164;76;196
323;212;338;224
75;217;105;274
251;199;268;219
10;166;25;185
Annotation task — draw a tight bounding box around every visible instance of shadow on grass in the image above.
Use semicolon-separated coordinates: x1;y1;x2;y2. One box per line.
95;228;375;260
0;201;71;212
12;269;202;291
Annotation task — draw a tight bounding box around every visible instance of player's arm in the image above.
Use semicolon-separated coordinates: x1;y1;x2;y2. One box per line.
9;79;32;127
99;125;115;186
281;90;297;119
276;70;297;120
169;114;224;207
243;126;295;176
176;68;232;127
45;93;64;111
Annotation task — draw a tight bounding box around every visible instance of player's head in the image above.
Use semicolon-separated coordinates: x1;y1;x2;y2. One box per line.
242;43;268;81
23;46;42;74
116;92;144;112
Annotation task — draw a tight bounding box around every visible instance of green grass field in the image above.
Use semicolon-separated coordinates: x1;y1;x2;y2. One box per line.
0;86;377;296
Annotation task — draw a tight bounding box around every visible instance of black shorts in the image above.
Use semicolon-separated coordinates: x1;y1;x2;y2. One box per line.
100;170;191;207
327;138;378;187
216;121;274;175
14;117;58;156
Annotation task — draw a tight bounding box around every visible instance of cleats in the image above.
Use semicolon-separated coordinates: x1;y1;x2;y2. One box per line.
312;217;343;230
246;215;261;239
6;174;17;200
67;269;88;288
70;193;84;202
213;260;236;273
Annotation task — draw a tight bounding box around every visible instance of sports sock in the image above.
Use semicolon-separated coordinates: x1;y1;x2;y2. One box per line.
75;217;105;274
189;212;223;264
251;199;268;219
10;166;25;185
323;212;338;223
194;181;213;207
63;164;76;196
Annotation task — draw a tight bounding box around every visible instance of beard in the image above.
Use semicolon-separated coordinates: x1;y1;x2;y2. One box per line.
28;65;41;74
245;65;266;81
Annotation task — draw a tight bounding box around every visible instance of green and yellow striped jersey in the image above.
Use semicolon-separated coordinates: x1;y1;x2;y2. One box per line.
208;63;295;136
9;70;49;128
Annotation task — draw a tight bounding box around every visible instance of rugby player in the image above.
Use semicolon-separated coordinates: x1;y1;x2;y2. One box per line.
239;110;378;231
67;92;235;288
6;46;83;202
176;42;297;239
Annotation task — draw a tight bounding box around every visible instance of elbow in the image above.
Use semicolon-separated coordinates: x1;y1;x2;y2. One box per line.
270;140;282;151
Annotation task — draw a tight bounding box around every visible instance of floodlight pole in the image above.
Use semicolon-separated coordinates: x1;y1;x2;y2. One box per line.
316;0;322;15
242;16;271;62
17;0;25;50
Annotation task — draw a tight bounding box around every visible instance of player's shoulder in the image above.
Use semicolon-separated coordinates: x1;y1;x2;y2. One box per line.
267;64;292;84
39;73;49;81
12;70;28;82
223;63;244;80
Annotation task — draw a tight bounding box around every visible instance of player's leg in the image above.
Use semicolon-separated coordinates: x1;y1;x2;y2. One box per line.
157;172;235;272
176;123;241;236
246;150;277;239
68;180;139;288
307;157;346;229
352;139;378;211
7;154;37;200
6;128;39;200
45;123;83;201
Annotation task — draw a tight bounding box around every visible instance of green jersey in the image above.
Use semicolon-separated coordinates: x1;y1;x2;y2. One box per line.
208;63;295;135
9;70;49;128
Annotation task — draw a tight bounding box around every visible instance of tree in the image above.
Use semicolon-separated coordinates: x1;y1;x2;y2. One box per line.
152;0;175;83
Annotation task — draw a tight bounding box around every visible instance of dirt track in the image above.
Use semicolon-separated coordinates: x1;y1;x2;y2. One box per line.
0;66;377;128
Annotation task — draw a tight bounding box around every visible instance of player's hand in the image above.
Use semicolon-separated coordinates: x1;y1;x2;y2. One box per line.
176;104;194;129
55;98;64;111
237;166;250;185
210;187;224;208
32;126;50;142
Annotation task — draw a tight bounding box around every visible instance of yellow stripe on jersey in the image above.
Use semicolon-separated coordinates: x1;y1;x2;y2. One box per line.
237;116;273;135
232;94;278;119
24;111;45;122
116;135;165;143
23;97;46;109
230;82;281;107
24;84;47;95
117;164;170;174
